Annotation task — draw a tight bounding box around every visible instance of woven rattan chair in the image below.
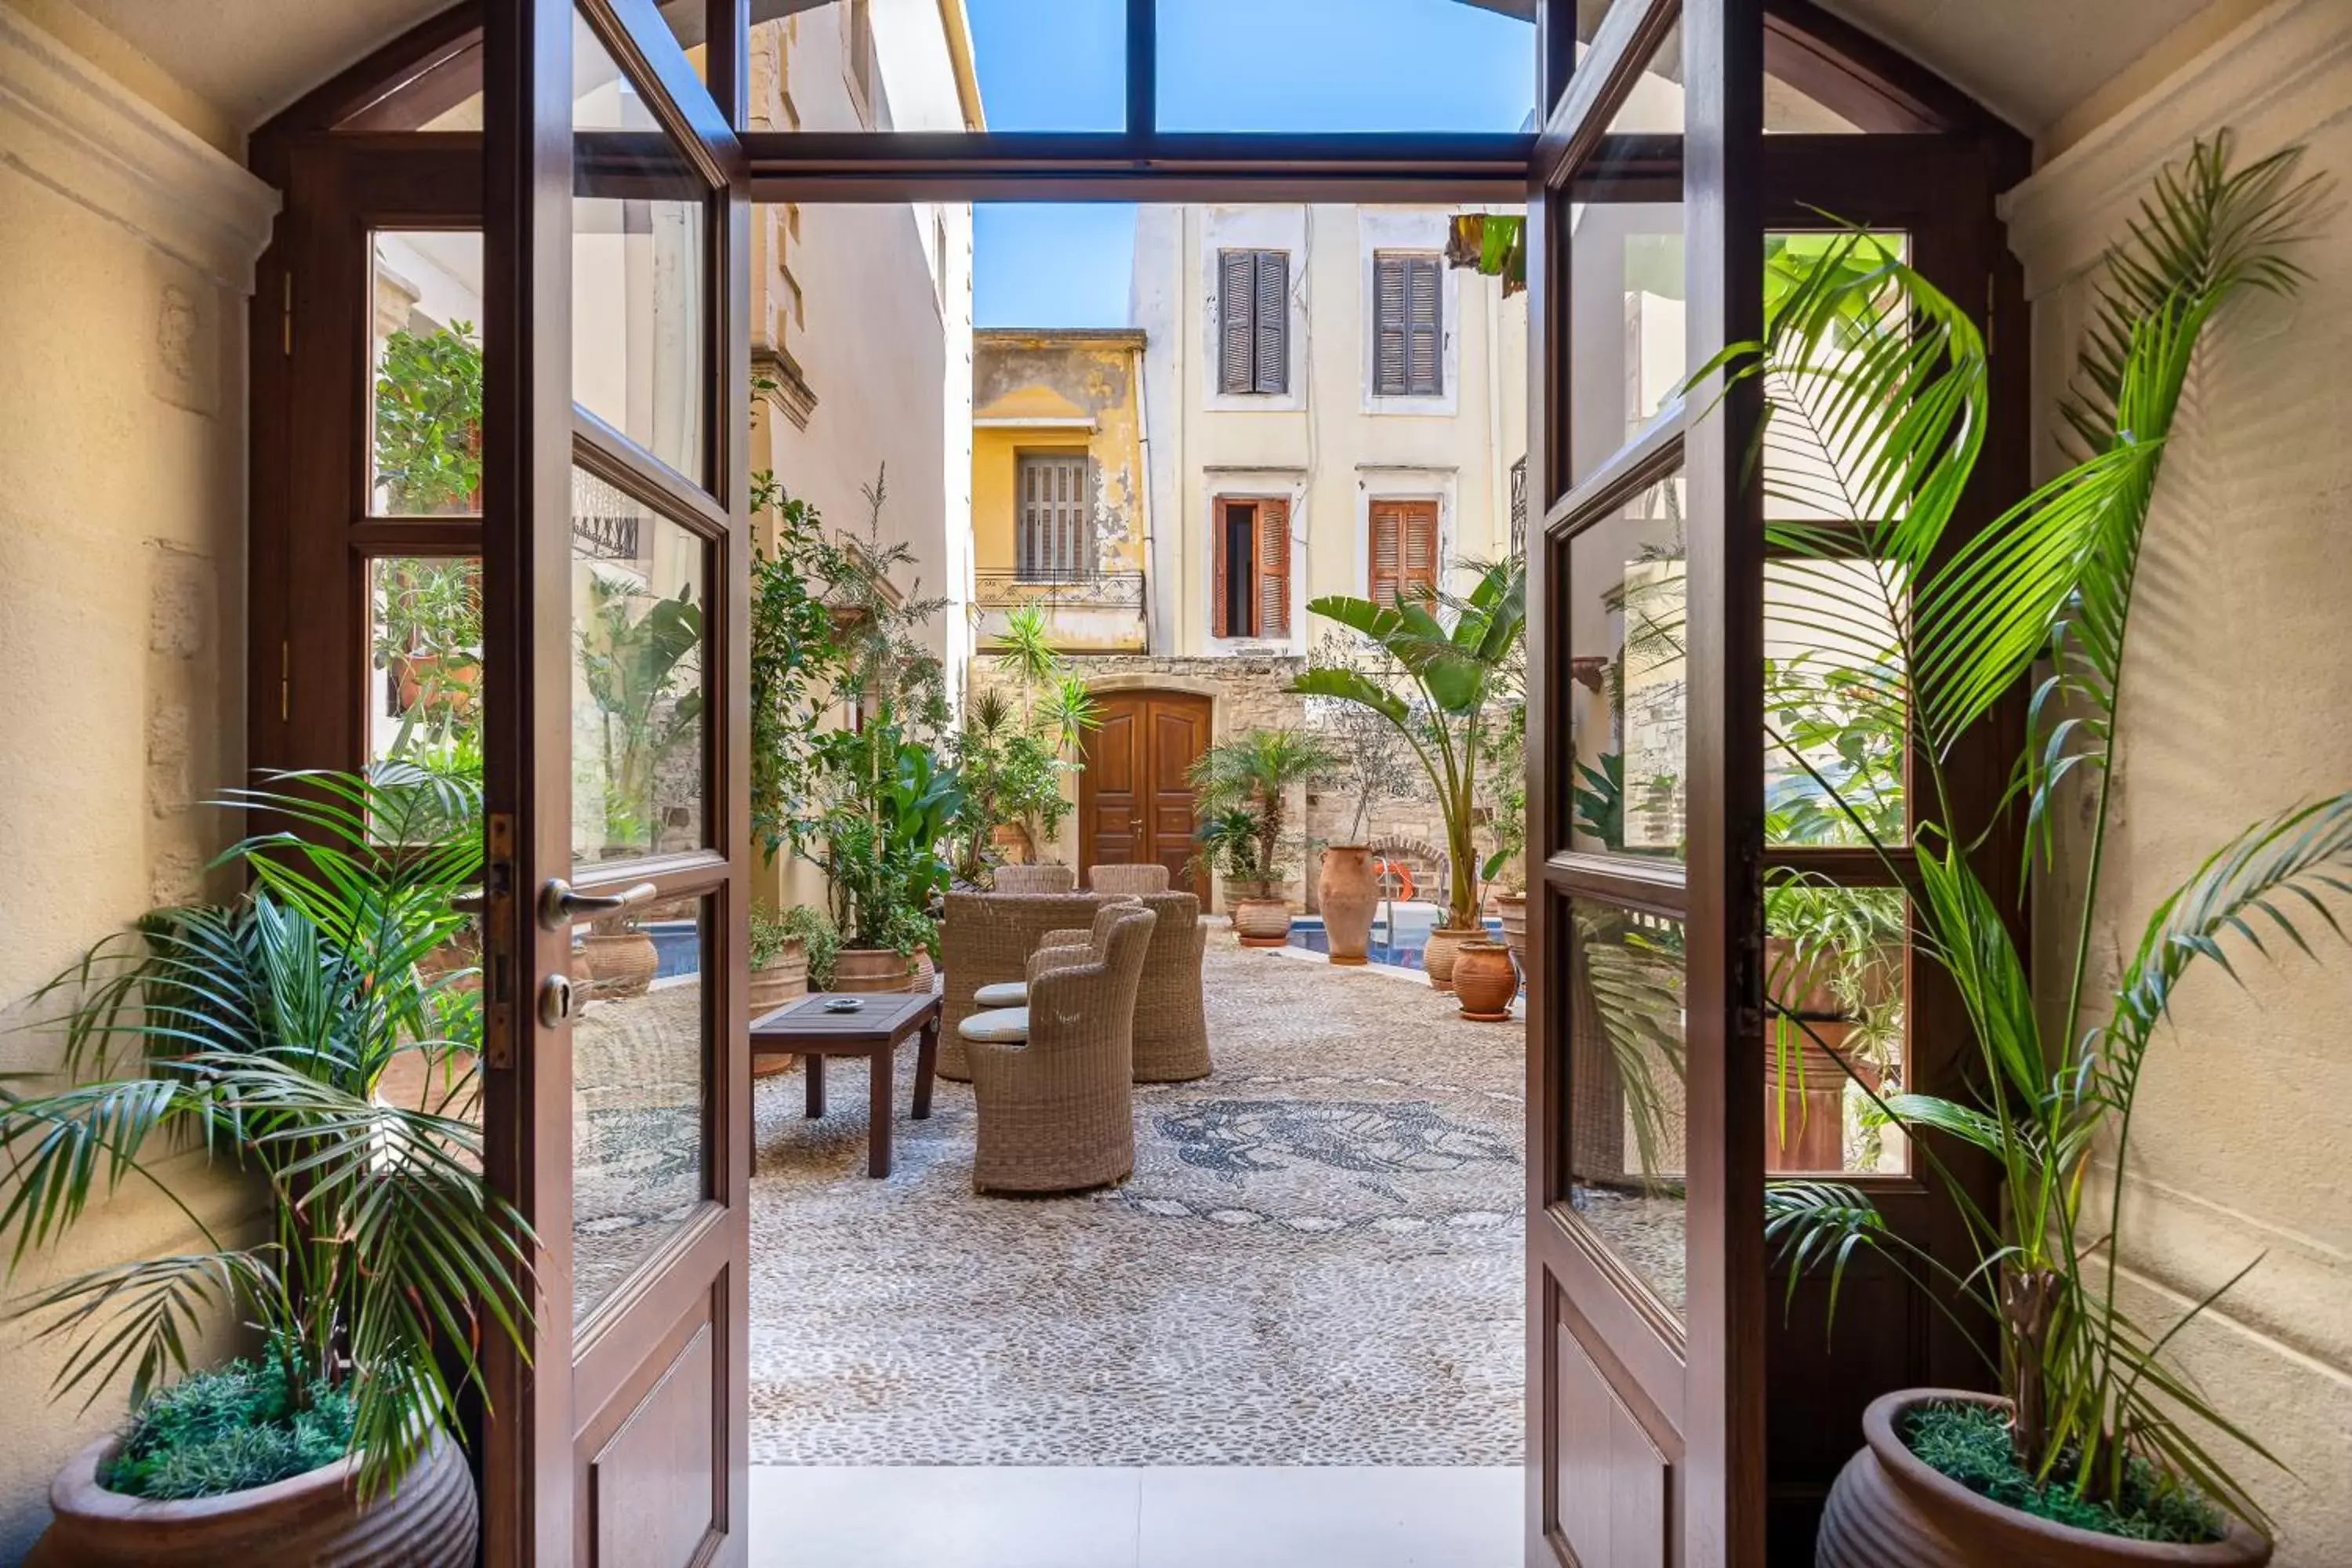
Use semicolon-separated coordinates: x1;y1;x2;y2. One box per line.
1088;863;1169;896
1128;891;1210;1082
965;904;1156;1195
936;891;1108;1080
989;862;1076;895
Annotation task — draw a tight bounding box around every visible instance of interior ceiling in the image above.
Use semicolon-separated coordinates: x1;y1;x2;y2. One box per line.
78;0;2209;140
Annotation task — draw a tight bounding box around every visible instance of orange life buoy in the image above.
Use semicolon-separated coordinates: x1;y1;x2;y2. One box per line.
1370;858;1416;900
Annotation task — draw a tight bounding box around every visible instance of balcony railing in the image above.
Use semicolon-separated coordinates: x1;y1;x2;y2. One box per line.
975;569;1145;609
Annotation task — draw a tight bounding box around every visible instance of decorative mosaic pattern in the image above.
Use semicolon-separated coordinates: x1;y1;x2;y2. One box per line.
748;931;1527;1466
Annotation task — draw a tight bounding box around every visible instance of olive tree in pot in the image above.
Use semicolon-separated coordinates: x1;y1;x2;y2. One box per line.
1291;557;1525;991
1722;136;2331;1564
1305;630;1421;965
1188;728;1340;946
5;768;532;1567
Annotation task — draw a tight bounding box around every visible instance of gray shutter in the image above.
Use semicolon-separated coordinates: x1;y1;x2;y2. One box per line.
1406;256;1442;395
1252;250;1288;394
1218;251;1254;395
1374;254;1407;396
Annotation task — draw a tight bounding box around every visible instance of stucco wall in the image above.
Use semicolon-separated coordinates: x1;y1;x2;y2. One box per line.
746;4;972;914
1131;204;1528;661
2006;2;2352;1558
0;3;275;1554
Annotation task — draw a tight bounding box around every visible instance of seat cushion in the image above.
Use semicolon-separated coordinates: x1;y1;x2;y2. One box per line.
957;1007;1030;1044
973;980;1029;1008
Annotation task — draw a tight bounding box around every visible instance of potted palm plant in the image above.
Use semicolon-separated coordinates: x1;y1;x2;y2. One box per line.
1292;559;1525;991
5;767;531;1566
1189;728;1341;946
1731;135;2330;1563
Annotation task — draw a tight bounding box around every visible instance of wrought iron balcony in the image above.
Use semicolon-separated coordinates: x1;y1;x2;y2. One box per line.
974;569;1145;609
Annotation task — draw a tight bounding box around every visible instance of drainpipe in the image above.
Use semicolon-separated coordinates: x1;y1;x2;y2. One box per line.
1134;338;1155;655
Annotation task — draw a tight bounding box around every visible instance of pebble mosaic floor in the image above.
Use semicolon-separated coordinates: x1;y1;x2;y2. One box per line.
747;931;1529;1466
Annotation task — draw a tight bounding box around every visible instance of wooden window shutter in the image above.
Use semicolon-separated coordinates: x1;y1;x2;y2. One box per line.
1406;256;1441;395
1401;499;1438;602
1373;254;1407;396
1251;251;1288;394
1370;500;1403;607
1218;251;1255;395
1213;503;1232;637
1257;498;1290;637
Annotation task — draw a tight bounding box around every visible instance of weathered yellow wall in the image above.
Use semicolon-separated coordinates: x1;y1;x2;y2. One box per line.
2008;3;2352;1559
0;2;276;1554
971;329;1149;653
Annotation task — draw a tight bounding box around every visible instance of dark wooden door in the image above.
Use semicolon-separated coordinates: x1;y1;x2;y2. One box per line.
481;2;751;1563
1080;691;1211;898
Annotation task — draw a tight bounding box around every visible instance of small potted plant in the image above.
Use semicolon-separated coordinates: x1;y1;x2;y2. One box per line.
6;768;530;1567
1736;136;2328;1565
1483;697;1529;965
1293;559;1524;993
747;902;811;1019
1189;728;1339;949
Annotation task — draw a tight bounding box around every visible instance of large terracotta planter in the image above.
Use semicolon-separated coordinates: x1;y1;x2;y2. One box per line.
1493;892;1528;964
1451;940;1518;1021
30;1432;477;1568
1421;925;1483;993
579;930;656;999
747;937;809;1077
1818;1391;2270;1568
833;946;923;993
1316;845;1377;965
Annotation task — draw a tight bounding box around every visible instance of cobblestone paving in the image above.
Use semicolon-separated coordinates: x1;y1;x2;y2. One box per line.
747;931;1526;1465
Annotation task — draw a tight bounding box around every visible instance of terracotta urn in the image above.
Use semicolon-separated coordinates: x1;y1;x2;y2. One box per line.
1492;891;1529;964
579;929;657;999
29;1433;477;1568
1316;845;1377;964
1818;1391;2271;1568
1450;940;1518;1021
833;946;925;993
1421;924;1483;993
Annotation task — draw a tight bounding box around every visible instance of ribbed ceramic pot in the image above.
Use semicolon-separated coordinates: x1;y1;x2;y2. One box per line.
747;938;809;1077
1421;925;1483;993
30;1433;477;1568
1493;893;1528;964
1230;898;1293;948
1450;941;1517;1021
1316;846;1377;965
1817;1392;2271;1568
833;947;921;993
579;931;658;1000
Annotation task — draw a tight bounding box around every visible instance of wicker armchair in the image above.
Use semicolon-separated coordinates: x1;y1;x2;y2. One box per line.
1088;863;1169;895
936;891;1107;1080
966;904;1157;1195
989;863;1076;894
1128;891;1210;1082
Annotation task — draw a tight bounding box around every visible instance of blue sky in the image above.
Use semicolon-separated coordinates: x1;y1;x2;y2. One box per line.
966;0;1534;328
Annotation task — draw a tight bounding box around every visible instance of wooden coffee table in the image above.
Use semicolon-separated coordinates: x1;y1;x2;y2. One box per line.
750;989;942;1178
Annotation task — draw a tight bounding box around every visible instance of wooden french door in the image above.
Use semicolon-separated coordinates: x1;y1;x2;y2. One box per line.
481;2;752;1563
1523;3;2021;1563
1079;691;1212;899
1523;1;1766;1564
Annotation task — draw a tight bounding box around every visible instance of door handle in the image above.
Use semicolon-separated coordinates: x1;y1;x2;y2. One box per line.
538;877;658;931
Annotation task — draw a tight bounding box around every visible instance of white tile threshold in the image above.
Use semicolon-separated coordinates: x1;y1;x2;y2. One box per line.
749;1465;1520;1568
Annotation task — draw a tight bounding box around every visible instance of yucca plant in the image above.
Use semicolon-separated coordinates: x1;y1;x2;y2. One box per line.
1291;557;1526;930
2;766;533;1501
1722;132;2332;1536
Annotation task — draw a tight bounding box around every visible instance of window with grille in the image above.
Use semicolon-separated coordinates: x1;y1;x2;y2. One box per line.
1016;453;1093;580
1213;497;1290;638
1373;252;1443;396
1369;499;1439;609
1216;249;1289;395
